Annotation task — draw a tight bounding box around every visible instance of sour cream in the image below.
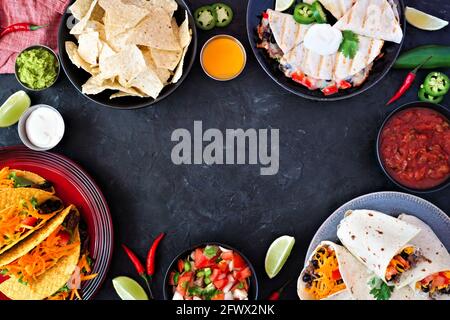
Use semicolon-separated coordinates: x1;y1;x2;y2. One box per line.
25;106;64;149
303;24;343;56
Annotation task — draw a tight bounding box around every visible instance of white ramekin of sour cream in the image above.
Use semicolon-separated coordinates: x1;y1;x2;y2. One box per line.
18;104;65;151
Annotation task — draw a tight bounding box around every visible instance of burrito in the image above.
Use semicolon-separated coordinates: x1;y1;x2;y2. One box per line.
0;206;81;300
0;167;54;193
0;189;63;256
398;214;450;300
337;210;424;288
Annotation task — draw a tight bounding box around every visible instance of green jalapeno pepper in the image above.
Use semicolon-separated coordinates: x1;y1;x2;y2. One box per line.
212;3;234;27
311;1;327;23
293;3;315;24
418;85;444;104
195;5;217;30
423;72;450;97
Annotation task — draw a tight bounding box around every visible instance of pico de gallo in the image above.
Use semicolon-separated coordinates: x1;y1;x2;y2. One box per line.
385;246;422;284
416;271;450;299
169;245;252;300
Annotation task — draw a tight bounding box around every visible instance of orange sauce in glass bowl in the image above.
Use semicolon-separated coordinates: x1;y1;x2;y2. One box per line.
201;35;246;81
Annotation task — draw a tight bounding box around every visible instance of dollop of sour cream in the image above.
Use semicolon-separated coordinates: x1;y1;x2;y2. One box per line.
25;107;64;149
303;24;343;56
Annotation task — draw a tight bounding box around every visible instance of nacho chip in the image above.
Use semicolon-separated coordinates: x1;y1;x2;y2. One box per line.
78;31;100;65
106;29;132;52
70;0;99;35
85;20;106;41
141;49;172;84
178;11;191;48
65;41;99;75
122;0;178;15
110;90;148;99
129;69;164;99
127;7;181;51
82;76;145;96
150;48;182;71
69;0;94;21
172;28;192;83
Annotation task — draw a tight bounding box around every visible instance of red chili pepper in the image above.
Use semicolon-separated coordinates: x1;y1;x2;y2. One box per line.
0;23;47;38
322;84;339;96
386;56;433;106
122;244;153;299
268;280;292;300
146;232;165;277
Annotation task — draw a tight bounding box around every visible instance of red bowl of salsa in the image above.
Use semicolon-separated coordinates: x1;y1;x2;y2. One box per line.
377;102;450;193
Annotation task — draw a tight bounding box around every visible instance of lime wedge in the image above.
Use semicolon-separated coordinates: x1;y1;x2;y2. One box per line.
405;7;448;31
275;0;295;12
112;276;149;300
0;91;31;128
265;235;295;279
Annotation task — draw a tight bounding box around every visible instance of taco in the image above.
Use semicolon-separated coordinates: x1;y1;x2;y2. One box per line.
0;189;63;256
0;167;54;193
0;206;81;300
337;210;425;288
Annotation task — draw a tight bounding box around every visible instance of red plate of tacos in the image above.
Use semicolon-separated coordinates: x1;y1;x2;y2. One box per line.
0;146;112;300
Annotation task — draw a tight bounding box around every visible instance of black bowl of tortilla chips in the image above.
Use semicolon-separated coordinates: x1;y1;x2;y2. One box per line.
58;0;197;109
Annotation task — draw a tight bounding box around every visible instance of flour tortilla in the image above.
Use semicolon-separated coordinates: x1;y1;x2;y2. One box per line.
398;214;450;300
337;210;421;287
267;9;311;54
334;0;403;43
0;226;81;300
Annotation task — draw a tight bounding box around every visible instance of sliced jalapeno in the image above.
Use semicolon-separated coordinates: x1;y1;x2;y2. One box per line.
293;3;315;24
195;5;217;30
418;85;444;104
212;3;234;27
423;72;450;97
311;1;328;23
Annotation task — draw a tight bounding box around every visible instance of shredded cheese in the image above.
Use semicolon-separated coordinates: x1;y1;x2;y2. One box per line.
305;246;346;299
0;167;14;188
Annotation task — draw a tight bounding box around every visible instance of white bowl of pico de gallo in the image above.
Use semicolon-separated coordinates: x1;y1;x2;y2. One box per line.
163;243;259;301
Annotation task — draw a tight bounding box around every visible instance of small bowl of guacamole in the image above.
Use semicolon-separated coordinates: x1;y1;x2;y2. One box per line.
15;45;60;91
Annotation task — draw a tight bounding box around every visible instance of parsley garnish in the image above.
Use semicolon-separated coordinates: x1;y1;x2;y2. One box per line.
368;276;394;300
339;30;359;59
30;197;38;209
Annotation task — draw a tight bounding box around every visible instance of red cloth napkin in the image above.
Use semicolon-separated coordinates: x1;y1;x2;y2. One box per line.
0;0;71;74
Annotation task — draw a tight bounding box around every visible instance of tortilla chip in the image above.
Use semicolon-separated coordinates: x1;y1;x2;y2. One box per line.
99;0;149;38
110;90;148;99
69;0;94;21
178;11;191;48
78;31;100;65
0;227;80;300
85;20;106;41
150;48;181;71
129;69;164;99
65;41;99;75
127;7;181;51
98;45;146;83
82;76;145;96
70;0;99;35
141;49;172;84
122;0;177;15
172;29;192;84
0;206;74;267
106;29;132;52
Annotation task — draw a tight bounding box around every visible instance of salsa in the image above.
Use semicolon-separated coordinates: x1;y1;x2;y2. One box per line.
169;245;251;300
380;107;450;189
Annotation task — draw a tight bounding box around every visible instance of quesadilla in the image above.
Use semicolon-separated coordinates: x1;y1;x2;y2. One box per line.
304;0;356;19
0;206;81;300
0;189;63;256
337;210;425;288
398;214;450;300
0;167;54;193
334;0;403;44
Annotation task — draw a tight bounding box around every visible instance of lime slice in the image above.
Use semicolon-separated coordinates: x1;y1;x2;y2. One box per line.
275;0;295;12
0;91;31;128
112;276;149;300
265;235;295;279
405;7;449;31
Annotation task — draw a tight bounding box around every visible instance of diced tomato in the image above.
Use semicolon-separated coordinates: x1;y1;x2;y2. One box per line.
322;85;339;96
262;12;269;19
338;80;352;89
21;216;38;227
211;292;225;300
439;272;450;284
194;248;210;268
221;251;233;261
217;260;228;272
292;72;313;89
421;274;434;285
234;267;251;281
433;274;447;288
176;272;193;296
57;230;71;246
385;266;398;280
396;256;410;269
331;269;342;281
169;271;176;286
213;278;228;291
232;254;247;270
210;269;221;282
177;259;184;273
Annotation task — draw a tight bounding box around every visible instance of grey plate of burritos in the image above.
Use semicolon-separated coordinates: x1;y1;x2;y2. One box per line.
298;191;450;301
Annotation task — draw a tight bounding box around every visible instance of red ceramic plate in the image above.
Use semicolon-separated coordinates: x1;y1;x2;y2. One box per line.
0;146;113;300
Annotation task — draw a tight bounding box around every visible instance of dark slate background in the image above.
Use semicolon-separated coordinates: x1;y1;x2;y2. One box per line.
0;0;449;300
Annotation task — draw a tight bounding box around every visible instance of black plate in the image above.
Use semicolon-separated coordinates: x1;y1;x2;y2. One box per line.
376;101;450;193
58;0;197;109
246;0;406;101
163;242;259;300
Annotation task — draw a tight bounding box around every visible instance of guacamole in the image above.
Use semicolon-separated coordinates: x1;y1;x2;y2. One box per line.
16;48;58;90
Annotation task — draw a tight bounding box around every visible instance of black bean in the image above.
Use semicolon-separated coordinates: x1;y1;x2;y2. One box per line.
312;259;319;268
400;251;409;260
302;273;312;283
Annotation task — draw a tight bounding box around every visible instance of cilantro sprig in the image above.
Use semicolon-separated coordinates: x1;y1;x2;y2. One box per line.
368;276;394;300
339;30;359;59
